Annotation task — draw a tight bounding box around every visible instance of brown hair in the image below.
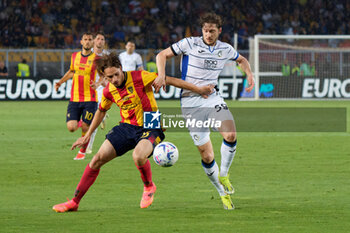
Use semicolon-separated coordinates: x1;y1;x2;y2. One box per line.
94;31;105;38
95;53;122;76
81;32;93;39
199;13;223;28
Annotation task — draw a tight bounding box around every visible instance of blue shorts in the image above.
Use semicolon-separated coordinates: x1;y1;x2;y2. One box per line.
106;123;165;157
66;101;98;125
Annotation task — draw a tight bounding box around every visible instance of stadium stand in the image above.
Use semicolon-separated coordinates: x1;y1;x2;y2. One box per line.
1;0;350;50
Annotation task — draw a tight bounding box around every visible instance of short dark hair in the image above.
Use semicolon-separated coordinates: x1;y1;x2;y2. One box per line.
94;31;105;38
95;53;122;76
81;32;93;39
199;13;223;28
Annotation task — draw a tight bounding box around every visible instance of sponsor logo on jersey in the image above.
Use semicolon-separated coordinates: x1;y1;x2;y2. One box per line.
204;59;217;69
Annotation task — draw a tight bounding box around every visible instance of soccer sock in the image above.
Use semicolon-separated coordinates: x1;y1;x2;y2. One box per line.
201;159;226;196
80;131;90;153
87;128;97;151
136;160;153;187
72;164;100;204
220;139;237;177
77;119;82;128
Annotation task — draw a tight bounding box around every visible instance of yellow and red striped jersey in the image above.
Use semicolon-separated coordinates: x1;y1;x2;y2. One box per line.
99;70;158;126
69;51;98;102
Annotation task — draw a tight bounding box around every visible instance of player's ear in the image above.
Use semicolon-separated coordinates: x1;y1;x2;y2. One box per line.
219;27;222;34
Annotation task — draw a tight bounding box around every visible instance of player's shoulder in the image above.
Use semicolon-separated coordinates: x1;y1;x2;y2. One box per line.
131;70;150;78
131;70;156;81
103;49;110;55
191;36;202;43
216;39;234;50
134;52;142;58
71;51;80;57
103;82;113;97
119;51;126;57
176;36;196;46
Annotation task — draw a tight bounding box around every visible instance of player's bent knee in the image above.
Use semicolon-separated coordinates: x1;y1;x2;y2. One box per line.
224;132;236;143
90;153;108;169
66;122;78;132
197;148;214;163
201;153;214;164
132;151;148;165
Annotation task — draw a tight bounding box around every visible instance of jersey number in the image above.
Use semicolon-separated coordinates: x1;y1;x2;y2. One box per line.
215;104;228;112
85;111;94;121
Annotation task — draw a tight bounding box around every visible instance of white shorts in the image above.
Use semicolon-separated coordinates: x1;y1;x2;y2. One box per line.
97;86;104;104
181;93;234;146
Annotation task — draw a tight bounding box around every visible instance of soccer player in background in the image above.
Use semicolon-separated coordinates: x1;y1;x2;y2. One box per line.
154;12;255;210
52;53;214;212
55;32;98;160
119;41;144;71
86;32;110;154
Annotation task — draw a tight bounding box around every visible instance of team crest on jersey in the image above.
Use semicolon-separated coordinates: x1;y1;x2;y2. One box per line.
88;60;92;65
128;86;134;93
218;51;222;57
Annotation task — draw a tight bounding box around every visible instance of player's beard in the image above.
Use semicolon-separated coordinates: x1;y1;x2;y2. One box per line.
83;46;92;52
204;38;217;46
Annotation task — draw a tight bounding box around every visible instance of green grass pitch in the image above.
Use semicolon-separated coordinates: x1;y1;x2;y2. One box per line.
0;100;349;233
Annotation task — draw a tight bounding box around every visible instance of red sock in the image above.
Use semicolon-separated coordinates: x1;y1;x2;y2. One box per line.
136;160;153;187
79;132;90;153
72;164;100;204
78;120;82;128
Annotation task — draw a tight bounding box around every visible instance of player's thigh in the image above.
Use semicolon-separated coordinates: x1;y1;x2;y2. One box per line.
182;106;211;146
209;102;235;131
134;129;165;159
133;139;153;161
81;102;98;125
210;105;237;141
90;139;117;169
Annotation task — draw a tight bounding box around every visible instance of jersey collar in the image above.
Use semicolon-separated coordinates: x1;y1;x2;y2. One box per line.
117;72;128;89
201;37;217;53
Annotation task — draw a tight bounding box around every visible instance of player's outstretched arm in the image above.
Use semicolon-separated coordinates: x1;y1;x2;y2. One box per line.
153;47;174;93
165;76;214;99
90;76;107;90
71;109;106;150
236;55;255;92
55;70;74;91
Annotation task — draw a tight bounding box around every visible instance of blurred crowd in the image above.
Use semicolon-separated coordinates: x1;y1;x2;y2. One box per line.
1;0;350;50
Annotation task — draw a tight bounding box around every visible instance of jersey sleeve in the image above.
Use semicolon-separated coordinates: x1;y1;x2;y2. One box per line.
228;44;239;61
141;70;157;87
136;54;143;68
69;52;75;71
171;37;193;56
99;86;113;111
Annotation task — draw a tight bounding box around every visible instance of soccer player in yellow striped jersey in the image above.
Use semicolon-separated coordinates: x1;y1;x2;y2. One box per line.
52;53;214;212
55;32;98;160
